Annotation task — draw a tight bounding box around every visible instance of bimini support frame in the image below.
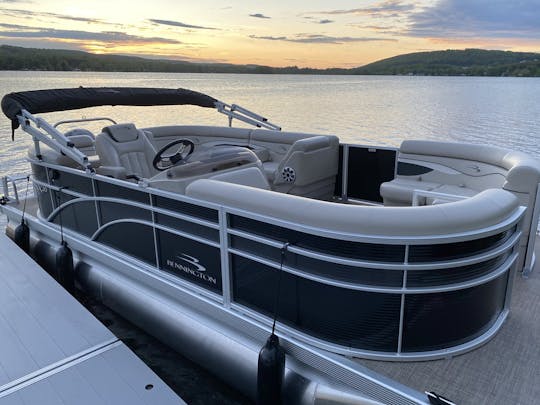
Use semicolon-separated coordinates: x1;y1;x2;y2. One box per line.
215;101;281;131
18;110;92;172
16;102;282;173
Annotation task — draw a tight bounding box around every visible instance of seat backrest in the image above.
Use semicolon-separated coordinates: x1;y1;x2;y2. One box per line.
399;140;540;193
95;123;157;179
65;128;97;156
272;135;340;199
27;128;99;168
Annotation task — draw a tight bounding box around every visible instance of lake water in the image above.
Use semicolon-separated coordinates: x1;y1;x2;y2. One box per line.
1;71;539;178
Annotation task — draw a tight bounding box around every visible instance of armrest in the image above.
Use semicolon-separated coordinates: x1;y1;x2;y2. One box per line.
291;136;331;153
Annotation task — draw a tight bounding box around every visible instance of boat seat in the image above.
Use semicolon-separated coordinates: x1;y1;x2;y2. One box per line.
271;135;340;200
380;140;540;272
64;128;99;160
95;123;157;180
379;179;443;206
27;129;101;168
186;180;520;237
209;167;270;190
380;140;540;206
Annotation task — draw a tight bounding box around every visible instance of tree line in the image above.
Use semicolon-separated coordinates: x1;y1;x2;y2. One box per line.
1;45;539;77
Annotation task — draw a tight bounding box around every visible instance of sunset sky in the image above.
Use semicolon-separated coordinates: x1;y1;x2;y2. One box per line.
1;0;539;68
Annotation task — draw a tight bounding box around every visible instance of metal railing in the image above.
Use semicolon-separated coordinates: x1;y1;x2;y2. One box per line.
215;101;281;131
1;174;31;204
54;117;117;128
23;162;526;360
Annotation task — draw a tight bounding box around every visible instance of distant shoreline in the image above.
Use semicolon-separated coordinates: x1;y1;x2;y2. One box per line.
1;45;539;77
2;69;539;78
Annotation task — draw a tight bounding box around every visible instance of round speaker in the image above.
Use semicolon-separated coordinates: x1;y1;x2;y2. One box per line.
281;167;296;183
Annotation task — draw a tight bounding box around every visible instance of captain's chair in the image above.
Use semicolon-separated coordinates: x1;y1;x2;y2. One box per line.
95;123;157;180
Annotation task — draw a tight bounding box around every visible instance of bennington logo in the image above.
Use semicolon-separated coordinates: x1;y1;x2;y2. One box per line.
34;184;48;193
166;253;217;285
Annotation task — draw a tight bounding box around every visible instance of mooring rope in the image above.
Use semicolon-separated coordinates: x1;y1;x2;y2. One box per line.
20;175;30;223
54;190;65;244
271;242;289;335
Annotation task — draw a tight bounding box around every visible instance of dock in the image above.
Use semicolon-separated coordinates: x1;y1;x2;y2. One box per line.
0;232;185;405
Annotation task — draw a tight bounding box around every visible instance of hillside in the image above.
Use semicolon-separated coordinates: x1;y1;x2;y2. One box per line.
0;45;345;74
353;49;540;76
1;45;539;76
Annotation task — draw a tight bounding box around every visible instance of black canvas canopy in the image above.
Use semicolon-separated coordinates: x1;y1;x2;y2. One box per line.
1;87;218;131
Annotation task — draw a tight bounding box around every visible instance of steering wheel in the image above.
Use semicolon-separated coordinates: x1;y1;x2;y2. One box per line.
153;139;195;171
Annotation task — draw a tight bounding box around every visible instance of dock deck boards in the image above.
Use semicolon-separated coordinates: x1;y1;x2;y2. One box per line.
356;240;540;405
0;232;184;404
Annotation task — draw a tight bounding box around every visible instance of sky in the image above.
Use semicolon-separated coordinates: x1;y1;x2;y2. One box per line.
0;0;539;68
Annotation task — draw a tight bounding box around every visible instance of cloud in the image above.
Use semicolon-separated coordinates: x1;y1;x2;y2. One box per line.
0;0;32;3
148;19;218;30
249;13;271;19
0;7;103;23
250;35;286;41
318;19;334;24
315;1;414;16
0;26;182;44
249;34;397;44
0;23;28;29
348;23;403;36
355;25;393;30
407;0;540;39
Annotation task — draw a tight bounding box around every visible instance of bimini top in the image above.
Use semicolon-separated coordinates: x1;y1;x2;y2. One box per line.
1;87;218;126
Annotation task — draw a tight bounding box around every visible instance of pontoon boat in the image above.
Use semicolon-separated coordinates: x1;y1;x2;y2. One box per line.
1;87;539;404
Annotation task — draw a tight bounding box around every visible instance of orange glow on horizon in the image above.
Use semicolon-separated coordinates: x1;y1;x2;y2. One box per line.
0;0;539;69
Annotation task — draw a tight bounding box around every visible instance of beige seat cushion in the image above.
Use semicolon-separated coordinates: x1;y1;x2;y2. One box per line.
186;180;520;237
96;123;157;179
380;179;441;206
